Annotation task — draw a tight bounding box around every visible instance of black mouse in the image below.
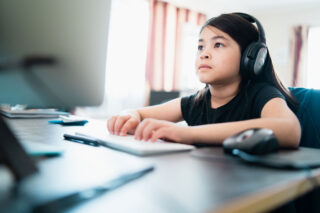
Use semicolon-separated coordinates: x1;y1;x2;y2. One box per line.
223;128;279;155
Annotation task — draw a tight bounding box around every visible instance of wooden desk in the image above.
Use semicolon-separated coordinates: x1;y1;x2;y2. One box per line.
1;118;320;213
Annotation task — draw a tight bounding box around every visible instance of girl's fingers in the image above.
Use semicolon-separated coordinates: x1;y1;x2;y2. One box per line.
107;116;117;134
134;119;149;140
120;118;139;136
151;127;177;142
142;121;160;141
151;128;167;142
114;115;131;135
135;119;158;140
135;119;169;141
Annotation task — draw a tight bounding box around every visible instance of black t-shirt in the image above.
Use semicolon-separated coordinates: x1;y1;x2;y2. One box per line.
181;82;285;126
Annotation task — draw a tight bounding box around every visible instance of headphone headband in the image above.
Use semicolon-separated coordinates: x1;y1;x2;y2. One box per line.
233;12;266;44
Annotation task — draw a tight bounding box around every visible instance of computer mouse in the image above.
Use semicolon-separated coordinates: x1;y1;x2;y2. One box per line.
223;128;279;155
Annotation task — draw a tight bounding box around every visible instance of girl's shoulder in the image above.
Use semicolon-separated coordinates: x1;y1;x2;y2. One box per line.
246;82;283;97
181;88;209;108
181;90;200;106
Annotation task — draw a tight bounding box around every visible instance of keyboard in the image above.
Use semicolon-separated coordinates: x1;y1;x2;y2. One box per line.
75;132;195;156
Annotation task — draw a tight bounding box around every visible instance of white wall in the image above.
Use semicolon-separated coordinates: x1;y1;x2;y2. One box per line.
256;4;320;86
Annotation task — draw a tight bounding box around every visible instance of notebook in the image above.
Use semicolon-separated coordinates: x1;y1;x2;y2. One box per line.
74;132;195;156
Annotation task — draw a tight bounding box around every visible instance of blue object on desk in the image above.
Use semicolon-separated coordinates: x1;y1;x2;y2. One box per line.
49;115;88;126
49;119;88;126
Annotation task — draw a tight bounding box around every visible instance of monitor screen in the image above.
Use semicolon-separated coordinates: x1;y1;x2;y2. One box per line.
0;0;111;108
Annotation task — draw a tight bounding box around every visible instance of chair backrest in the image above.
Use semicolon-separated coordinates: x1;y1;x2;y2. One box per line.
289;87;320;148
149;90;180;106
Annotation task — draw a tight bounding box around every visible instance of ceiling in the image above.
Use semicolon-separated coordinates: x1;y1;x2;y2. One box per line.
163;0;320;16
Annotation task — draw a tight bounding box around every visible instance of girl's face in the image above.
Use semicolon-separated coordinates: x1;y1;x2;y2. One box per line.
196;26;242;86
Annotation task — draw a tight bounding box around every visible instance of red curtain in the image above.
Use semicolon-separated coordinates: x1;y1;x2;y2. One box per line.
290;25;309;87
145;0;206;91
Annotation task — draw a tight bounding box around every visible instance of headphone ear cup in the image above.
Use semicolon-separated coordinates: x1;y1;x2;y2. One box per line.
241;42;268;78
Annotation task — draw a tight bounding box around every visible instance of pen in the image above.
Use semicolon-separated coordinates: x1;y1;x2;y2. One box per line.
63;133;100;147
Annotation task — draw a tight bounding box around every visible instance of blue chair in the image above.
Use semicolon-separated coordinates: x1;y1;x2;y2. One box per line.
289;87;320;213
289;87;320;148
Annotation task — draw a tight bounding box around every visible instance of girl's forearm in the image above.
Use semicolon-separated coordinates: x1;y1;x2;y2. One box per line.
189;118;301;148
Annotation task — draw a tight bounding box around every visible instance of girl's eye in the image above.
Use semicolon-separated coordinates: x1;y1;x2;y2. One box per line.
198;45;204;51
214;42;224;48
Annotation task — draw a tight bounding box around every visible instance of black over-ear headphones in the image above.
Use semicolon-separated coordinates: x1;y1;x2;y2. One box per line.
233;12;268;78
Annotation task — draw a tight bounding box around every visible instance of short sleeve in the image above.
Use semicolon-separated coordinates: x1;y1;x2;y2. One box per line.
252;83;285;116
180;92;198;124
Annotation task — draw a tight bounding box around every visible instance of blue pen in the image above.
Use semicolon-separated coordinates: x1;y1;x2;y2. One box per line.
63;133;100;147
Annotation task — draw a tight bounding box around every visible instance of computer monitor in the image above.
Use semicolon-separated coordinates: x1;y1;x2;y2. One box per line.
0;0;111;181
0;0;111;108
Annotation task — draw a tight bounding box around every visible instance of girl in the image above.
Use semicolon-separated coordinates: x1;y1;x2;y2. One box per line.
107;13;301;148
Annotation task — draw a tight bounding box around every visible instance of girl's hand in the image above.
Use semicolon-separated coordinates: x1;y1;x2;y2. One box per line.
134;118;194;144
107;114;140;136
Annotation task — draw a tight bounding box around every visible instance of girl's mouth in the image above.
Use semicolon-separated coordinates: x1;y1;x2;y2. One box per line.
198;64;212;69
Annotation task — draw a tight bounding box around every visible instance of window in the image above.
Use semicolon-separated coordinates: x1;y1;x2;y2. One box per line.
306;26;320;89
76;0;149;118
104;0;149;115
180;23;204;93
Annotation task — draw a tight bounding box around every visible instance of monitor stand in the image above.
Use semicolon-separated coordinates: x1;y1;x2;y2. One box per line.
0;117;38;182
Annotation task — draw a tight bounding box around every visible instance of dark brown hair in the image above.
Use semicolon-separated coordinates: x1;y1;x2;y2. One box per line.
195;13;298;112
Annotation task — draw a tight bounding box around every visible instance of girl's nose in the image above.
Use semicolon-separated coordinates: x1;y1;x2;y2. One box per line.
200;52;210;59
